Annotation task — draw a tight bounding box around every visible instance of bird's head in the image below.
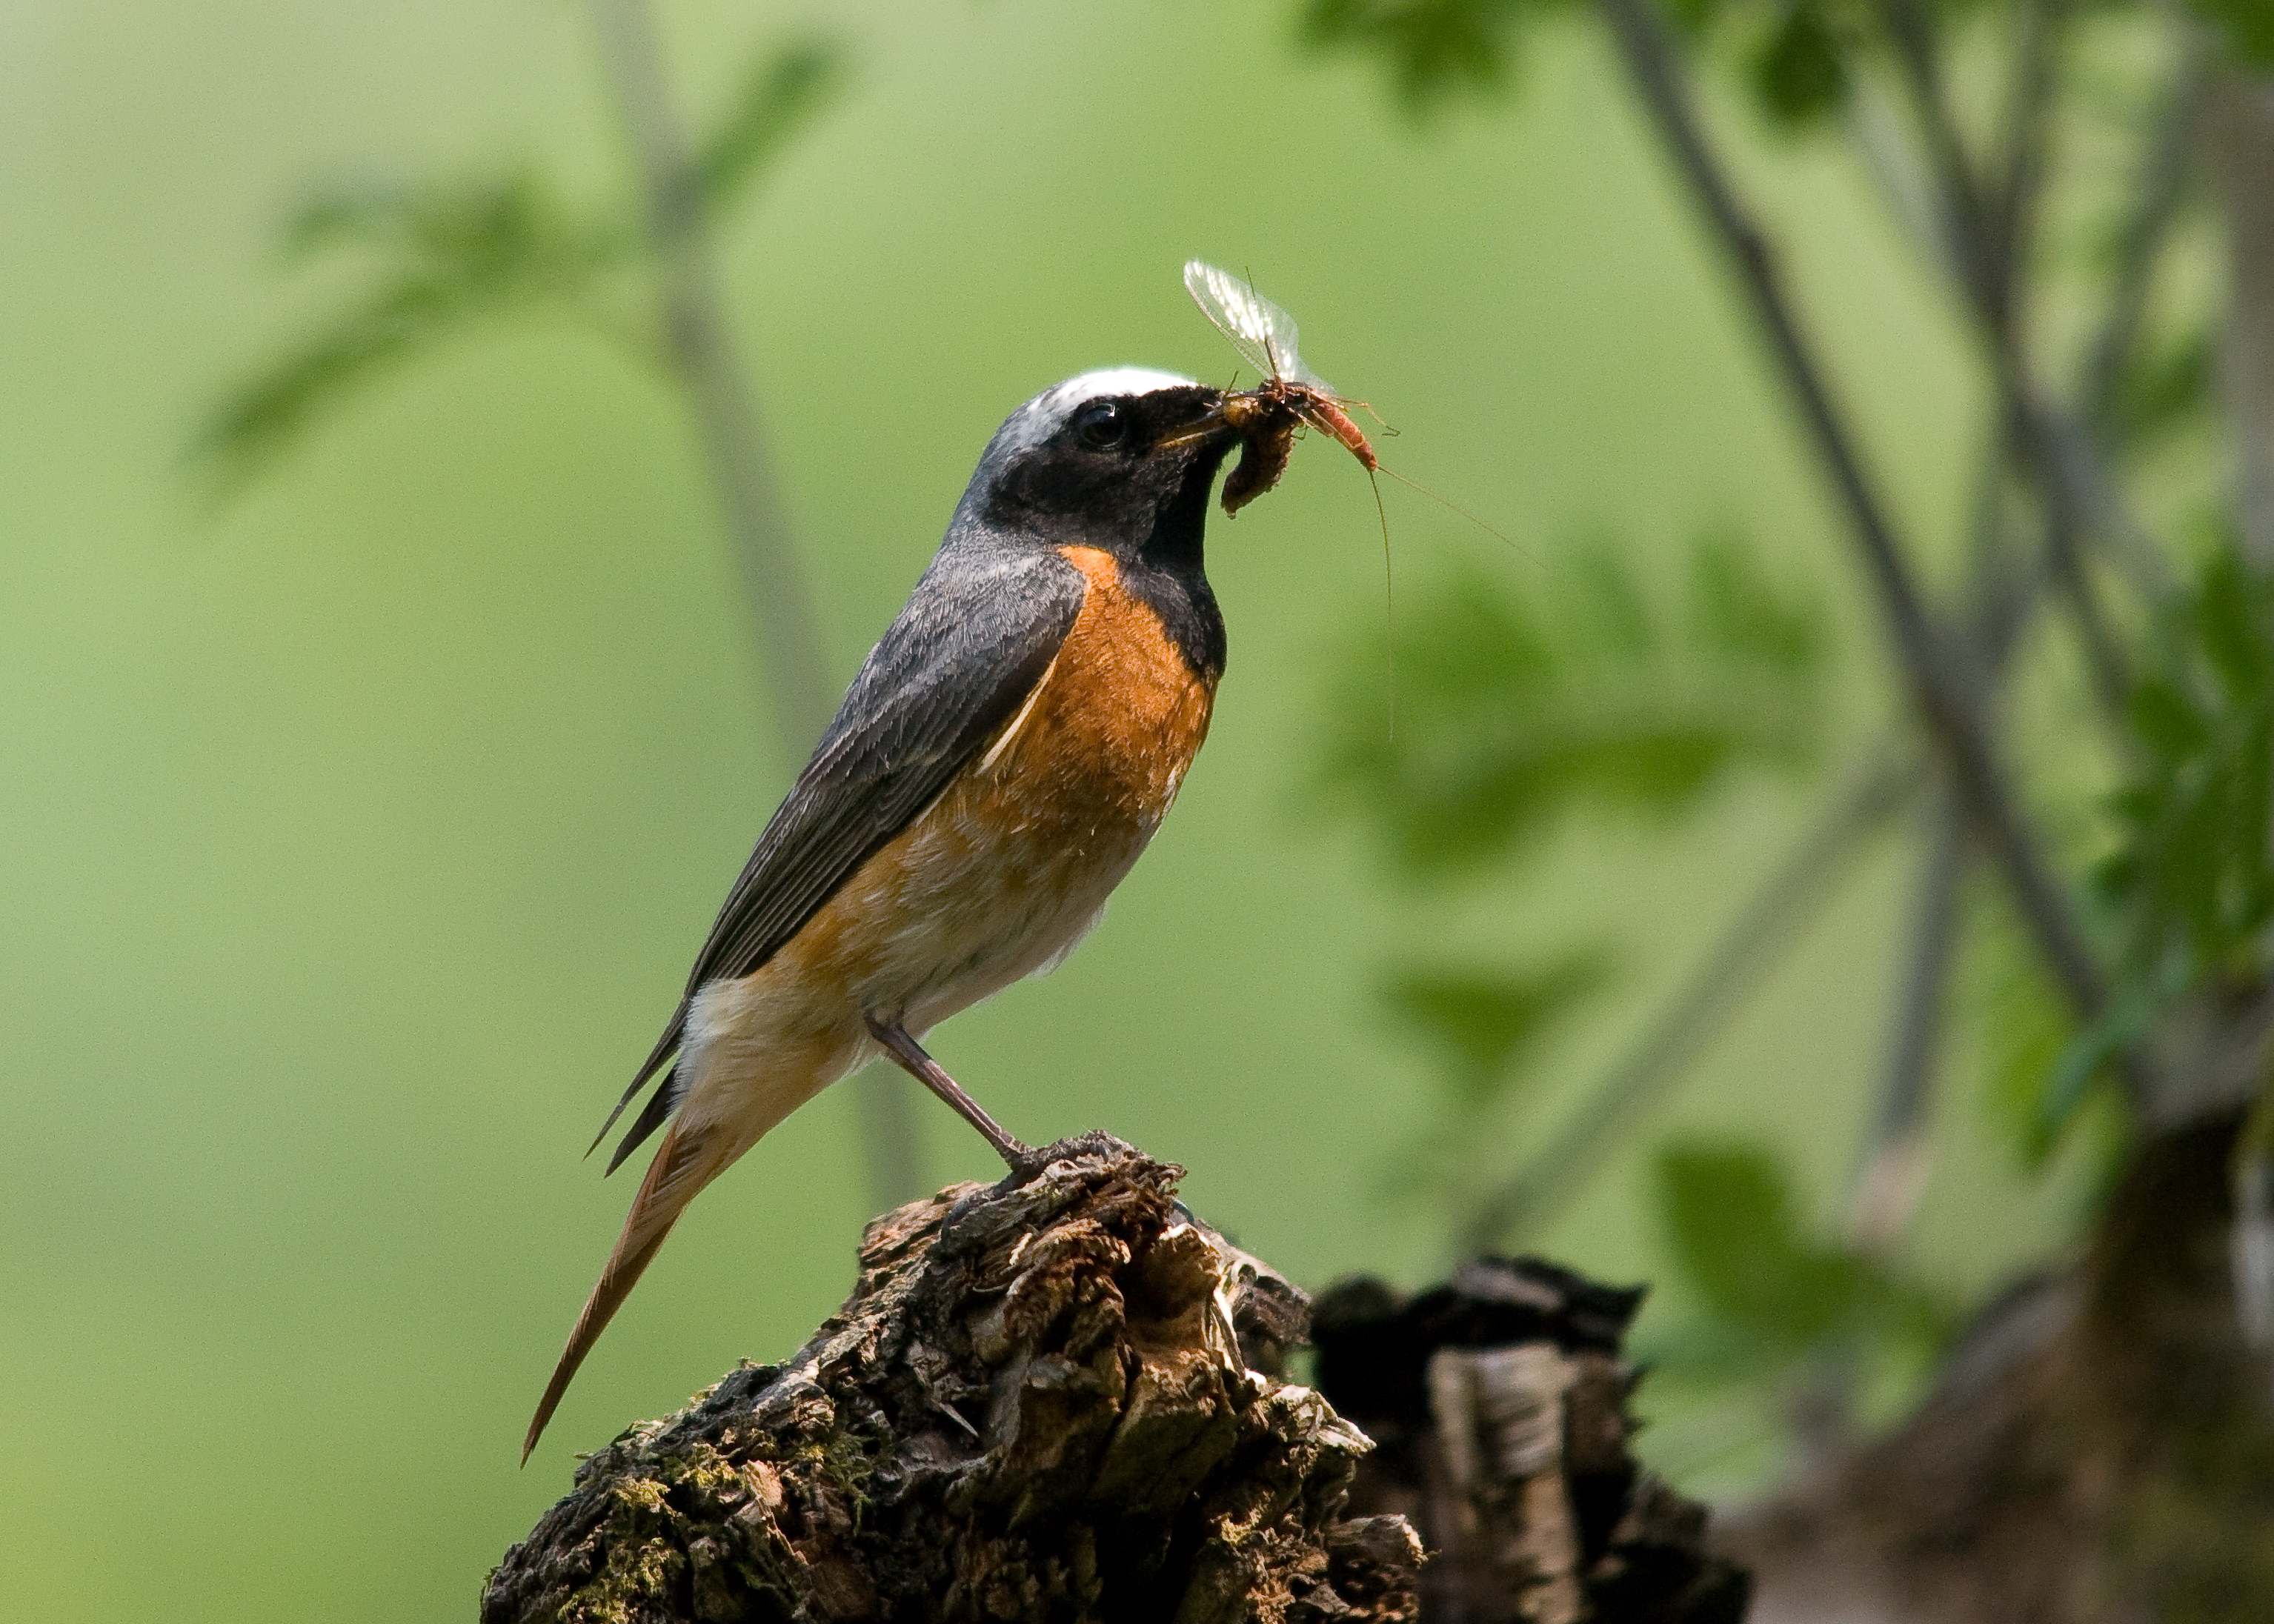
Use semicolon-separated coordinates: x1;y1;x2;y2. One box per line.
961;368;1240;558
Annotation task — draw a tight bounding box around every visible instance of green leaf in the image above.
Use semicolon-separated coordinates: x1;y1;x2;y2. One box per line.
2112;327;2214;450
2100;534;2274;983
2193;542;2273;704
1964;885;2087;1170
691;39;845;213
1380;950;1612;1101
196;170;616;487
1297;0;1552;113
1315;531;1829;873
1656;1141;1860;1349
2186;0;2274;67
2035;962;2174;1158
1655;1139;1955;1357
1747;3;1850;131
1663;0;1731;35
193;284;469;486
2127;675;2210;765
1686;525;1825;673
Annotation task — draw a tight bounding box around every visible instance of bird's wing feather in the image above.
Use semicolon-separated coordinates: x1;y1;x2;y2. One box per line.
591;544;1088;1168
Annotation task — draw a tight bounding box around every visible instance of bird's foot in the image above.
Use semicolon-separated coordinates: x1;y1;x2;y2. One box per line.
995;1137;1049;1183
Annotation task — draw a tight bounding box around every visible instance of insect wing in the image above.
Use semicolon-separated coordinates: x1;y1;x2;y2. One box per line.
1183;260;1332;390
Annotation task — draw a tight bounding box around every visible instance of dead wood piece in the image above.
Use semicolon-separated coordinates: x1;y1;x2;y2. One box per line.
1312;1259;1750;1624
484;1134;1422;1623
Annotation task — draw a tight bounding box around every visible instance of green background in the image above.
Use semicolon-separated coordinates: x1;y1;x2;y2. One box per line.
2;1;2079;1615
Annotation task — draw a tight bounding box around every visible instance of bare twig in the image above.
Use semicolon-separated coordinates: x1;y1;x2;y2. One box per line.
585;0;923;1206
1461;751;1915;1248
2079;41;2213;436
1871;0;2137;722
1472;10;2198;1242
1848;788;1967;1255
2204;70;2274;568
585;0;834;739
1849;422;2018;1254
1594;0;2111;1034
1984;0;2060;312
1878;0;2003;322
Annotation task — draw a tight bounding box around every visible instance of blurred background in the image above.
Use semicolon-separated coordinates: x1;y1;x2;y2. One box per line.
7;0;2272;1619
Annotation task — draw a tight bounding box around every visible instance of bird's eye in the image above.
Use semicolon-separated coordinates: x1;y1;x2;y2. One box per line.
1074;400;1128;450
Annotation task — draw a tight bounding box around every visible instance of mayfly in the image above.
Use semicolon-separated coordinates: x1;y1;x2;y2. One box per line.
1182;259;1380;513
1183;259;1526;553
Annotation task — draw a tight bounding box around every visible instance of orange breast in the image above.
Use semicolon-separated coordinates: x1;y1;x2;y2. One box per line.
974;545;1216;835
748;545;1217;1024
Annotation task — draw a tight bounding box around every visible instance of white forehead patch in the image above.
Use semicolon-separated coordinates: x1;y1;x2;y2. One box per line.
987;366;1203;462
1042;366;1198;410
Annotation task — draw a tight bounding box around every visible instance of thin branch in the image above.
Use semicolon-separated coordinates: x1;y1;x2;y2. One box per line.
1460;751;1915;1248
1984;0;2061;313
1869;0;2163;618
1594;0;2112;1034
1871;0;2135;721
1878;0;2004;323
2078;39;2213;435
2204;70;2274;569
1846;390;2024;1253
585;0;836;742
1847;787;1967;1255
585;0;924;1207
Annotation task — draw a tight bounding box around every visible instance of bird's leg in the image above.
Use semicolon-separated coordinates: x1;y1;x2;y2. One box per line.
864;1016;1035;1169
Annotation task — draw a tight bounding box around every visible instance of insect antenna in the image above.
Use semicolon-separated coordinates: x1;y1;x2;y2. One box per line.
1375;462;1537;566
1365;465;1397;744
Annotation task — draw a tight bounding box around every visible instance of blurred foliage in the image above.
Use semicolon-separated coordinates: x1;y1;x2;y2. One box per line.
1376;950;1615;1201
1743;2;1855;132
1297;0;1560;111
688;42;842;215
195;36;841;493
196;172;622;488
1384;953;1615;1090
2111;325;2218;455
2184;0;2274;66
1652;1139;1952;1365
1304;0;2274;1482
2029;534;2274;1148
1300;0;1873;130
1317;532;1829;874
2101;536;2274;982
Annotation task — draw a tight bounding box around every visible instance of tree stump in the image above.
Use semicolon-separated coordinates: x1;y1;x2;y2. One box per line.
1314;1262;1750;1624
484;1135;1738;1623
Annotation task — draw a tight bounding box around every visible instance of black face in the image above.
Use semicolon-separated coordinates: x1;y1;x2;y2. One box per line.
974;383;1239;560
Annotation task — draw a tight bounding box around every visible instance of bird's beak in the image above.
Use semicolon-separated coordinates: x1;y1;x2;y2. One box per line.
1154;393;1241;453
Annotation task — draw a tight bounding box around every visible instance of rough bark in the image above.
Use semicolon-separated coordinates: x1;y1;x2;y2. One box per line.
1313;1262;1750;1624
1723;1113;2274;1624
484;1137;1733;1623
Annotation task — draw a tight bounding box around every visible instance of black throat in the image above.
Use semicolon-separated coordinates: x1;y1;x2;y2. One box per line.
1120;444;1231;685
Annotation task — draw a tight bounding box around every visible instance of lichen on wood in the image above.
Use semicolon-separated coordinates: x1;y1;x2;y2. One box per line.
1311;1260;1751;1624
484;1135;1422;1623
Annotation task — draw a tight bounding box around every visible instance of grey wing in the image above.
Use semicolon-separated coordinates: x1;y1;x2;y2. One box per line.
591;545;1087;1171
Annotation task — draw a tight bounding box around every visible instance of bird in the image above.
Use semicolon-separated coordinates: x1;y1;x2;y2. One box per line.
522;367;1247;1460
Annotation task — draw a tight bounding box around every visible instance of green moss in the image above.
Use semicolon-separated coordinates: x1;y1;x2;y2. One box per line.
559;1534;682;1624
818;1426;884;1528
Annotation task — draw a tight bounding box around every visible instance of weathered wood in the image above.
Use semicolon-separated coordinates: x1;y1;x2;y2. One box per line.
1313;1261;1750;1624
485;1137;1736;1623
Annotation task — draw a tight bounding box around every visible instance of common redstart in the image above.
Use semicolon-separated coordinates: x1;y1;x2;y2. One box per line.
524;368;1245;1459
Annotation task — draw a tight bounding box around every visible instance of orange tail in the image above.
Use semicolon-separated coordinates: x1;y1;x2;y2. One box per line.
522;1119;731;1462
